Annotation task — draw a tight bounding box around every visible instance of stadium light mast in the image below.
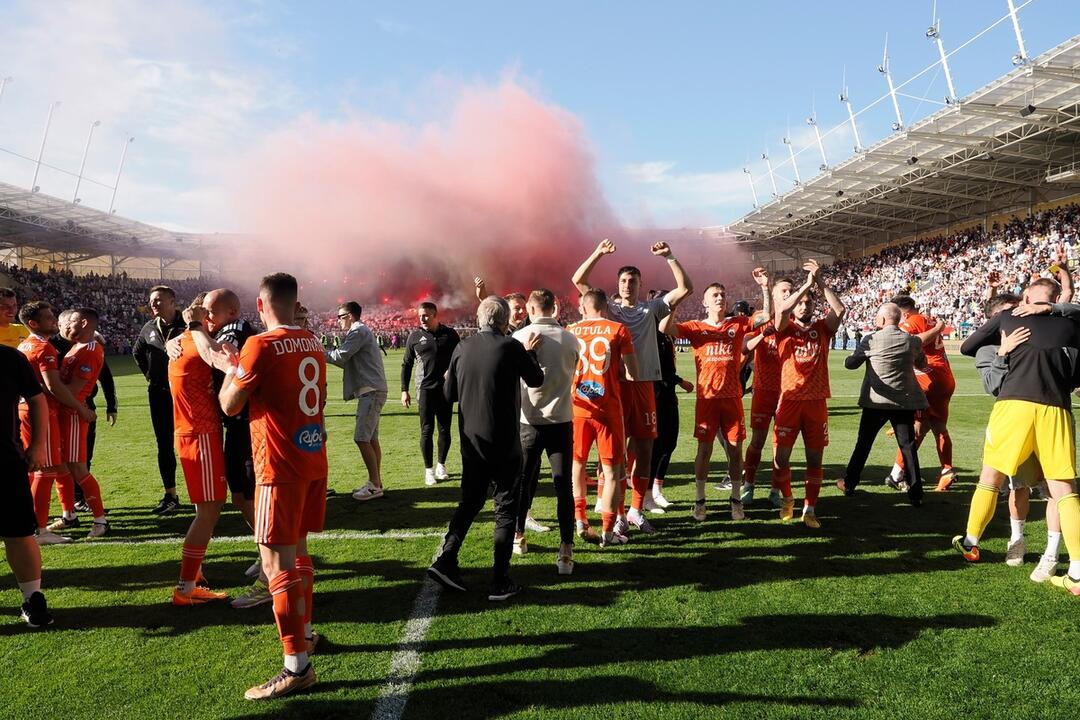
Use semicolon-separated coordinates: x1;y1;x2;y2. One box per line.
924;18;959;104
30;101;61;193
1006;0;1029;65
762;150;779;198
109;135;134;214
806;112;828;171
743;167;760;209
878;35;904;131
783;136;801;186
839;69;864;152
73;120;101;204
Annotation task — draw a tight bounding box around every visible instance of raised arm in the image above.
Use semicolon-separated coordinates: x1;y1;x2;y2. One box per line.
572;239;616;294
652;242;693;308
818;275;846;335
658;313;681;338
774;262;816;332
751;267;771;329
474;276;491;303
1055;259;1073;304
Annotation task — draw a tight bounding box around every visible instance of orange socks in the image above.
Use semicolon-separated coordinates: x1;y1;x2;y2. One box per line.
29;472;55;528
574;497;588;523
744;446;762;485
296;556;315;628
180;544;206;583
937;432;953;468
601;512;616;532
55;473;76;514
76;473;105;518
630;476;648;511
804;467;823;508
773;466;792;498
269;570;306;656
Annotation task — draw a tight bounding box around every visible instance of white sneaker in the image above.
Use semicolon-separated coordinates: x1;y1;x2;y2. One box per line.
87;521;109;539
352;482;385;501
230;579;272;609
512;535;528;555
730;499;746;521
556;552;574;575
613;515;630;536
642;494;665;514
714;478;733;491
524;514;550;532
1005;537;1026;567
600;530;629;547
424;469;437;486
651;486;672;509
434;463;449;481
593;498;603;514
244;560;262;579
692;500;707;522
1030;554;1059;583
626;507;657;534
35;529;73;545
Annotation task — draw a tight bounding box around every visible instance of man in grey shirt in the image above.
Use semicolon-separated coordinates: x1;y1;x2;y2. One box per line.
326;302;388;501
511;289;580;574
838;302;927;506
572;239;692;535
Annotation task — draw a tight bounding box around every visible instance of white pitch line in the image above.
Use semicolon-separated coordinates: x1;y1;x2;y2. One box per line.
78;530;443;547
371;578;442;720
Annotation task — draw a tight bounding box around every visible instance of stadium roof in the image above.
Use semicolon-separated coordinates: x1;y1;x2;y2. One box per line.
727;33;1080;261
0;180;225;264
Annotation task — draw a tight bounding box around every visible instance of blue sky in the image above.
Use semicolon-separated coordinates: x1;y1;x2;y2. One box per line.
0;0;1075;232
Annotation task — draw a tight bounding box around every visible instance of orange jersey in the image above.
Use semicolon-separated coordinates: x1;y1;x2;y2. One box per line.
750;323;782;394
231;326;328;484
899;312;949;368
569;318;634;421
677;316;753;399
59;340;104;407
777;318;834;400
168;331;221;435
17;334;60;412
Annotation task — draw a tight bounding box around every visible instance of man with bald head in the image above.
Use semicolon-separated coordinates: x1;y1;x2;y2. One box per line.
838;302;927;505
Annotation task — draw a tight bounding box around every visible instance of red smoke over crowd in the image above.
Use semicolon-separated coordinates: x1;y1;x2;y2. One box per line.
233;78;749;311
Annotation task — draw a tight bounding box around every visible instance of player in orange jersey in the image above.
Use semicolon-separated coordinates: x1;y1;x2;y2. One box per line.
213;273;326;700
660;273;769;522
569;289;639;546
742;274;794;508
16;302;95;545
51;308;108;539
772;260;846;528
166;294;230;606
884;295;957;491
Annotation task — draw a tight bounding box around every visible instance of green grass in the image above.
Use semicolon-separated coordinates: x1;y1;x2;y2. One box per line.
3;349;1080;719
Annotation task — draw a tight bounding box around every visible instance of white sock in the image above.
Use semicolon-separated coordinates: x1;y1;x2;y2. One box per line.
284;652;309;673
63;511;76;521
178;579;196;594
964;534;979;547
652;482;663;497
304;622;313;638
1070;560;1080;580
18;579;41;600
889;463;903;480
93;516;107;524
1009;518;1025;543
1046;531;1062;559
803;504;815;515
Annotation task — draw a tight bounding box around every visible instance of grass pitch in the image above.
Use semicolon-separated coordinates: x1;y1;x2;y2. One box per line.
3;349;1080;720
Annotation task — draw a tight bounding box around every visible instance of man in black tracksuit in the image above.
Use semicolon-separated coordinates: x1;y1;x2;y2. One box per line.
401;301;460;485
132;285;186;514
427;297;543;601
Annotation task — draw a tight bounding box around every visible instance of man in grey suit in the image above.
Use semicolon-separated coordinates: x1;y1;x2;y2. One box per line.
838;302;927;506
327;302;388;501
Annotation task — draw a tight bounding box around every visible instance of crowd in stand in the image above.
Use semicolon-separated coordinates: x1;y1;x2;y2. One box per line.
3;202;1079;352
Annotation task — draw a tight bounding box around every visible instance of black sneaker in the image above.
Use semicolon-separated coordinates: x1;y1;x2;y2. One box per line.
488;578;523;602
153;494;181;515
907;481;924;508
20;592;53;628
427;558;467;592
884;475;908;493
73;500;90;513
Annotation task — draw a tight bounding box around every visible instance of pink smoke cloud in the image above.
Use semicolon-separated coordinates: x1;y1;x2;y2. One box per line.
233;78;750;312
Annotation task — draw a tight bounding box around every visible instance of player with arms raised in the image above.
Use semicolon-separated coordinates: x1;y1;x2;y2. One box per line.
213;273;327;700
772;260;848;527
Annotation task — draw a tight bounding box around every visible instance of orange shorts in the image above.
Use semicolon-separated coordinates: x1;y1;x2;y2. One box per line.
58;412;89;464
573;416;625;465
620;380;657;439
749;389;780;431
19;408;62;467
254;477;328;545
915;365;955;423
693;396;746;444
176;432;227;504
773;397;829;449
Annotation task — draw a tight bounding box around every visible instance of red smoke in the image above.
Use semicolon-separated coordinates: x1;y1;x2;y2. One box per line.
233;78;748;312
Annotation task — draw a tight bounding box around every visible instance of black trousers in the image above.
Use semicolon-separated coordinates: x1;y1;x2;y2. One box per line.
516;422;574;544
650;382;679;484
437;447;521;582
843;407;922;492
418;387;453;467
224;419;255;499
147;385;177;491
